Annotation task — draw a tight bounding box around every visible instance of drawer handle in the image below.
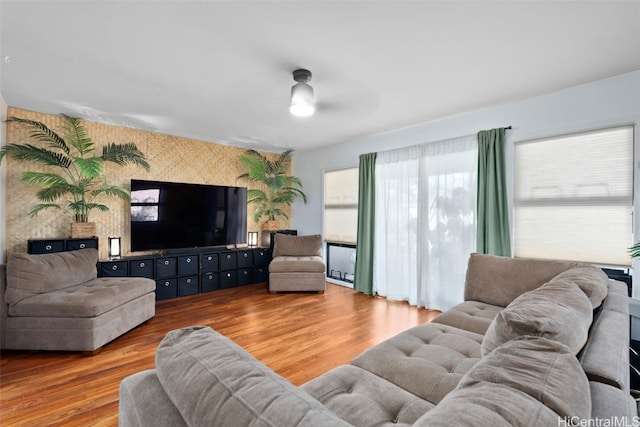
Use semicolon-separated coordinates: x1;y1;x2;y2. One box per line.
208;274;213;280
45;245;52;251
186;278;192;284
243;271;248;275
140;262;145;268
226;273;231;278
243;253;248;258
164;260;170;266
226;254;231;259
207;256;213;261
112;265;118;271
79;243;86;249
164;281;170;287
186;258;192;263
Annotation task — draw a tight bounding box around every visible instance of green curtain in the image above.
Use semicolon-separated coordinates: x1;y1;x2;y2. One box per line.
477;128;511;256
354;152;377;295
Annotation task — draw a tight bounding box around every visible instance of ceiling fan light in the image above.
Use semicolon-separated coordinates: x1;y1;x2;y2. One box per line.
290;69;315;117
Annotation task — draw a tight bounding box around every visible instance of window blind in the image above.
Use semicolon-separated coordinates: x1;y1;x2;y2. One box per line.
324;168;359;243
514;125;634;266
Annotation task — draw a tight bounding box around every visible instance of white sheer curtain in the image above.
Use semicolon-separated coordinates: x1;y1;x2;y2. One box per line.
374;135;477;311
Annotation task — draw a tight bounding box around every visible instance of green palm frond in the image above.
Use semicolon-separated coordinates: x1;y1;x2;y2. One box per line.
0;144;72;168
92;184;130;200
102;143;150;170
20;172;68;187
74;156;104;179
28;203;64;217
6;117;70;155
62;115;94;156
5;114;149;222
35;183;77;203
237;149;306;224
629;242;640;259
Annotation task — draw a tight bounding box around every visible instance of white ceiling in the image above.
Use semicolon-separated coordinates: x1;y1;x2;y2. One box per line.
1;1;639;153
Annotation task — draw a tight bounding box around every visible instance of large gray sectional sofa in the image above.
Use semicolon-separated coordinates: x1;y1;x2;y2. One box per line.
119;253;636;426
0;248;155;353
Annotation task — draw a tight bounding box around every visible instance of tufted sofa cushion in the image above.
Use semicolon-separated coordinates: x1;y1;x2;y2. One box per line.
431;301;503;335
415;337;591;426
5;248;98;305
351;322;482;405
481;279;592;356
155;326;350;427
7;277;155;317
301;364;435;427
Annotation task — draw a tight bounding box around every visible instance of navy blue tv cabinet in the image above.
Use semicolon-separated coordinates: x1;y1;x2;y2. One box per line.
98;247;272;300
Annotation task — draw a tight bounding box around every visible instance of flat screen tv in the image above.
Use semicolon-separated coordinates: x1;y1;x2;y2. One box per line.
130;179;247;252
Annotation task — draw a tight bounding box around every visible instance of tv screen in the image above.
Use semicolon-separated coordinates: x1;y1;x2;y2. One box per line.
130;180;247;252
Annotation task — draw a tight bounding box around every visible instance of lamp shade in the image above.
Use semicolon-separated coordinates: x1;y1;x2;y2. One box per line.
108;237;121;259
248;231;258;247
290;69;315;117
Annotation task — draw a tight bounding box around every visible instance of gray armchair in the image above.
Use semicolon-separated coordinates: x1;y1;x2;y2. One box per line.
268;234;326;293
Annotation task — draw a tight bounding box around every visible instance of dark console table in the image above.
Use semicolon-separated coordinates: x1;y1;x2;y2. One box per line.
99;247;272;300
27;239;271;301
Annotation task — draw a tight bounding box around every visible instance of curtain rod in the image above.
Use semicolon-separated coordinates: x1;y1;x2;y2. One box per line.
504;126;512;130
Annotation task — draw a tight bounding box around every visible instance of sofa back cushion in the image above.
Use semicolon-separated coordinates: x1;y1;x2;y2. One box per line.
155;326;350;427
481;280;592;356
415;337;591;426
5;249;98;305
464;253;581;307
273;234;323;258
552;265;609;309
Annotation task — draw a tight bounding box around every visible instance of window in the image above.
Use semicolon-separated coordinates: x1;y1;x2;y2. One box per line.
324;168;359;243
514;126;634;266
131;188;160;222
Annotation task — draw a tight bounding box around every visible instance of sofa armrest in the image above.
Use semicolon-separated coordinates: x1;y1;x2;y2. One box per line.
154;326;350;427
119;369;187;427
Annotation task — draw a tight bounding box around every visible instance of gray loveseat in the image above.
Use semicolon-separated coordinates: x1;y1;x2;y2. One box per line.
0;248;155;353
119;253;636;426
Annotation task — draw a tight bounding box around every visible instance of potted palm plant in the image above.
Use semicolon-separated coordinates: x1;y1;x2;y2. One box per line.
237;149;307;231
1;115;150;237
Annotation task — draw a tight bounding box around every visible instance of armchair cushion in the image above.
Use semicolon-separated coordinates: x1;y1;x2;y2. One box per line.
5;249;98;305
273;234;322;258
269;256;326;273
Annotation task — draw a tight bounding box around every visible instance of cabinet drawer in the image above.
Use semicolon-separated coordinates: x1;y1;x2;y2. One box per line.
130;259;154;278
201;272;220;292
100;261;128;277
178;275;199;296
28;239;65;254
201;253;219;272
253;266;269;283
237;250;253;268
156;278;177;300
156;257;178;278
66;237;98;251
238;268;253;285
253;249;271;266
220;270;237;288
220;252;237;271
178;255;199;276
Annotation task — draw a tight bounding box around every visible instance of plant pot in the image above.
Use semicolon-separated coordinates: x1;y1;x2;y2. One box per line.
71;222;97;238
262;220;280;231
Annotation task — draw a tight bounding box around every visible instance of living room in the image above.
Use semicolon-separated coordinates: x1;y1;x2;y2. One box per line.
1;1;640;426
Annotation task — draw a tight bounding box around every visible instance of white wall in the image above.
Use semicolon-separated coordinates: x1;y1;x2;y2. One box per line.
1;93;7;263
292;69;640;236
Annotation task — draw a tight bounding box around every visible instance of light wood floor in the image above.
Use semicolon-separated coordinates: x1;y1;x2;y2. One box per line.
0;283;439;426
